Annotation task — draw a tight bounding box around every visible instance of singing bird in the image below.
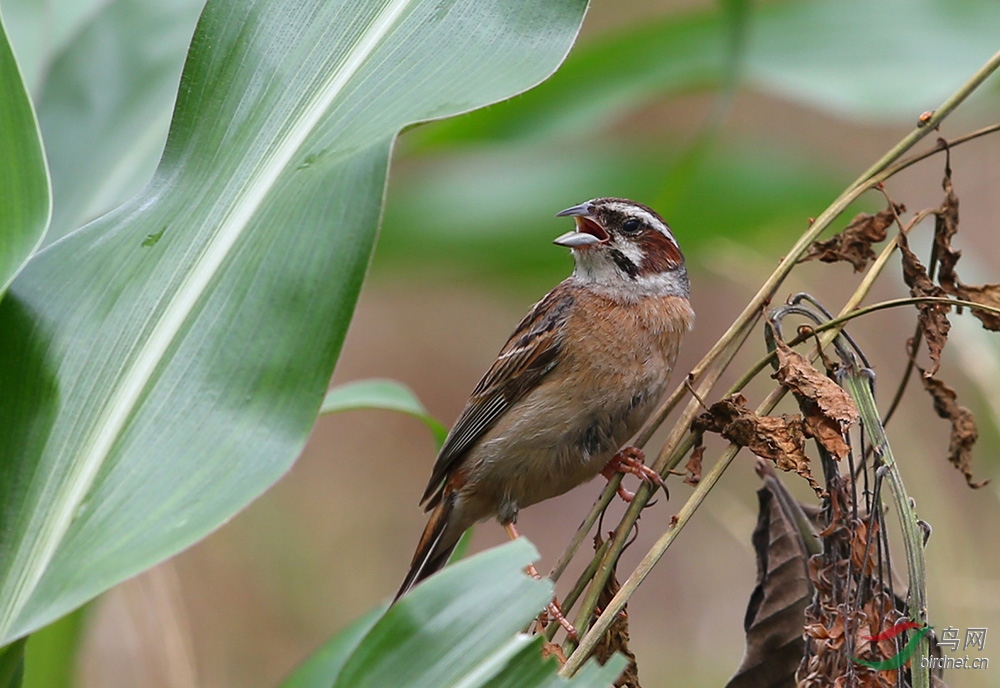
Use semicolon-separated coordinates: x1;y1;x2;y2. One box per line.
396;197;693;600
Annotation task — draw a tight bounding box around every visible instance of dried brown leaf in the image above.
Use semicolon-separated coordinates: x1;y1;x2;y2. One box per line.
802;406;852;461
919;371;988;488
725;475;815;688
691;394;747;434
541;640;567;665
683;445;704;486
799;473;949;688
927;169;1000;332
772;340;857;460
934;172;961;293
899;233;951;374
849;519;878;577
693;395;822;496
800;205;901;272
955;282;1000;331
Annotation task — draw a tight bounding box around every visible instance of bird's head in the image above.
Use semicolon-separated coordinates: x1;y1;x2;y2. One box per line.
554;197;689;299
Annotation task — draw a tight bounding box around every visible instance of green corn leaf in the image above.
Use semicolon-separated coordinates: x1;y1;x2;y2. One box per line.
0;0;587;646
282;540;624;688
0;10;49;294
322;378;447;446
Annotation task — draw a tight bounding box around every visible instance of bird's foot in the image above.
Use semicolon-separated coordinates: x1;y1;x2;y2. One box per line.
525;561;578;641
536;597;579;642
542;597;580;643
504;523;579;641
601;446;668;502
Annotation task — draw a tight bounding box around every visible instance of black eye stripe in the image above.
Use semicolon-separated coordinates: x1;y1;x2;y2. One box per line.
608;248;639;279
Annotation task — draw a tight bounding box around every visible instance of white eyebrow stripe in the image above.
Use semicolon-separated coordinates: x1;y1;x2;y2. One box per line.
601;201;677;244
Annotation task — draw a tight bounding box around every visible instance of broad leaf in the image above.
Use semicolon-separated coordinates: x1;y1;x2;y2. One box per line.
409;10;726;149
0;11;48;294
21;608;85;688
0;639;24;688
35;0;205;238
413;0;1000;153
0;0;587;645
321;378;447;445
2;0;204;240
321;540;625;688
280;605;386;688
0;0;111;92
376;144;843;283
745;0;1000;120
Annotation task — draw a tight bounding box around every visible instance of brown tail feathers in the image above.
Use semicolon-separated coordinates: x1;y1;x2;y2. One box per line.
393;496;460;602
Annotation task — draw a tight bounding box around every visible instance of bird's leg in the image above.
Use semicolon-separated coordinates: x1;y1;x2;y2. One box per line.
503;523;579;641
601;446;668;502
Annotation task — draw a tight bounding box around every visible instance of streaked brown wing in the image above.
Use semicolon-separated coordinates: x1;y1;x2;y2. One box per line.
420;287;575;506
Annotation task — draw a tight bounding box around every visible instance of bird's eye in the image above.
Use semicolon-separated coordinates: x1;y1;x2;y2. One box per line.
621;218;642;234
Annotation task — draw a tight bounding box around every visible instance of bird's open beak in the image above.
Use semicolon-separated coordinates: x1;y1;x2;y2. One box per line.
553;201;610;247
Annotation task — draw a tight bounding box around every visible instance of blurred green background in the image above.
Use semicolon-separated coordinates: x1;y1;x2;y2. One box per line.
9;0;1000;685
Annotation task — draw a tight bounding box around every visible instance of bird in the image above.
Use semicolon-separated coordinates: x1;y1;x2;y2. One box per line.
395;197;694;603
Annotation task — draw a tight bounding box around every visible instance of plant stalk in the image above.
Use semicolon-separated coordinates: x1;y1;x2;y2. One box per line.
842;366;930;688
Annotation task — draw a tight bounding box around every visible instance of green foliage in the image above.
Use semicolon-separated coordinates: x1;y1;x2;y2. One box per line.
280;605;385;688
282;541;625;688
322;378;447;445
0;11;48;294
21;609;85;688
744;0;1000;120
33;0;206;238
374;0;1000;286
0;639;24;688
0;0;588;647
376;144;842;286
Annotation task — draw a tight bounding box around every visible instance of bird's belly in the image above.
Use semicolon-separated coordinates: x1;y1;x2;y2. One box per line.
461;378;663;520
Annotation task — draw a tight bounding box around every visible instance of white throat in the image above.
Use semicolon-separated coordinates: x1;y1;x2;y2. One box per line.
569;250;690;302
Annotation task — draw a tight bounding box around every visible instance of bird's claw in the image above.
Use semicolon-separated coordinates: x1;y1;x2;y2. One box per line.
601;446;668;502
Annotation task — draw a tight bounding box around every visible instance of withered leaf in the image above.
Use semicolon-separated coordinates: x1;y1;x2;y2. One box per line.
541;640;567;665
773;340;859;428
799;464;949;687
691;394;743;434
693;395;822;496
802;406;852;461
927;170;1000;332
899;233;951;374
934;172;961;293
955;283;1000;331
799;205;901;272
799;481;906;688
725;471;816;688
592;536;640;688
919;371;988;488
772;340;857;460
683;444;704;486
849;519;878;577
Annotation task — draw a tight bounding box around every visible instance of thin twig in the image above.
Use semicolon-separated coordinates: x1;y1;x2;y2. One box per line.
879;121;1000;181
